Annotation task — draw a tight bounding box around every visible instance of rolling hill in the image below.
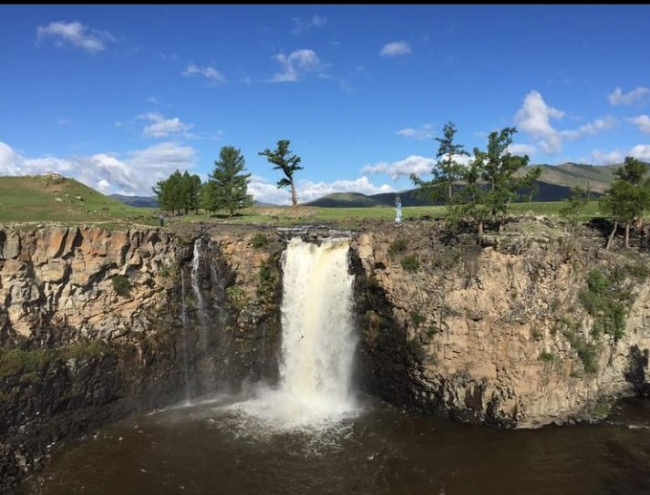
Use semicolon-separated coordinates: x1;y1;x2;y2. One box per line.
306;161;649;208
0;174;156;224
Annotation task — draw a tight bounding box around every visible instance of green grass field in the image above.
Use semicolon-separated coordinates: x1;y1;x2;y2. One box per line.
0;174;607;228
166;200;605;229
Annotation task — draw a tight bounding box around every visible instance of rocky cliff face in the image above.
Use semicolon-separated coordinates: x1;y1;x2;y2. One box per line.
0;225;191;491
351;218;650;429
3;219;650;493
0;223;285;494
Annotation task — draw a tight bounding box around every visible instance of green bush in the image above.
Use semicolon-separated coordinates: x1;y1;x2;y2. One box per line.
252;233;268;249
401;255;420;272
410;310;426;329
539;351;555;363
111;275;131;298
388;238;408;258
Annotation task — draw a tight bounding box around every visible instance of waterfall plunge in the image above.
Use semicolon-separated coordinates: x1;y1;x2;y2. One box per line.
227;237;359;431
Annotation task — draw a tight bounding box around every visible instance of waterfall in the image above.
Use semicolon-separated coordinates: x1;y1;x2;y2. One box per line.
179;270;191;403
227;236;359;431
191;238;209;352
278;237;357;408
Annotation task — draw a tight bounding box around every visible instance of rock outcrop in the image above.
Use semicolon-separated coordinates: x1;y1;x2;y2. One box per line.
3;218;650;493
352;218;650;428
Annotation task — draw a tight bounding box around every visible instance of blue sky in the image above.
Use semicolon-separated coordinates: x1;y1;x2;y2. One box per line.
1;5;650;204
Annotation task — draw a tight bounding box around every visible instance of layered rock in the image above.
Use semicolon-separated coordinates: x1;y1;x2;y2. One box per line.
352;219;650;428
0;225;188;493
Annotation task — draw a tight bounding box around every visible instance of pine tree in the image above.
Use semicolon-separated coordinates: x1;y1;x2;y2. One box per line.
258;139;303;207
600;156;650;249
411;121;468;203
207;146;253;217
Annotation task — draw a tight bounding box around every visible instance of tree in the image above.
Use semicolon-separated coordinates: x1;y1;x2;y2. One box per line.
258;139;303;207
152;169;201;215
410;121;468;203
153;170;182;214
206;146;253;217
456;127;538;240
600;156;650;249
559;185;589;229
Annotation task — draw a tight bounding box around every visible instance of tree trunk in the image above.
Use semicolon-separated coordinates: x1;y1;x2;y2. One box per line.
290;182;298;207
477;221;484;244
625;222;631;248
606;221;618;250
448;181;452;201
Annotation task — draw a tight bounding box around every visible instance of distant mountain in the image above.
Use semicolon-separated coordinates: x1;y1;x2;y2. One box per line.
305;161;650;208
109;194;159;208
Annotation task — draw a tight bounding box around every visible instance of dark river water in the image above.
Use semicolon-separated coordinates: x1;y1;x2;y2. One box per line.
20;393;650;495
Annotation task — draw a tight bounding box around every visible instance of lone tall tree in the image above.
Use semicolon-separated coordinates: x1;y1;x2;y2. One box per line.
258;139;303;207
206;146;253;217
411;121;468;202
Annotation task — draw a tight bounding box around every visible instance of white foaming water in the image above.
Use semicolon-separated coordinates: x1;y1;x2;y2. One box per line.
224;237;359;433
192;238;209;351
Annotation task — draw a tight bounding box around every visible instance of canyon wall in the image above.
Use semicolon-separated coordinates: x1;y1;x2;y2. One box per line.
2;219;650;493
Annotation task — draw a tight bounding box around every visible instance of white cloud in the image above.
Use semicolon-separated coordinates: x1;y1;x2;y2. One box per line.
396;124;435;140
515;90;616;154
608;86;650;106
514;90;565;153
36;20;115;54
248;175;393;205
270;49;323;82
629;115;650;134
380;41;411;57
0;140;196;196
629;144;650;161
361;155;435;181
182;63;226;84
507;143;537;156
147;96;159;105
592;144;650;165
137;112;193;138
292;15;328;35
560;116;618;141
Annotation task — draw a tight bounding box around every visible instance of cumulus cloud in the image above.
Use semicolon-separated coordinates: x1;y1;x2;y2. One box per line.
0;140;196;196
380;41;411;57
182;63;226;84
628;144;650;161
629;115;650;134
396;124;435;140
36;20;115;53
608;86;650;106
507;143;537;156
248;175;393;205
592;144;650;165
292;15;327;35
137;112;193;138
361;155;435;181
515;90;617;154
514;90;565;153
270;49;323;82
560;116;618;141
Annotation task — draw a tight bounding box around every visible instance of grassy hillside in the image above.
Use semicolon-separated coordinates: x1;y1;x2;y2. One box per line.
0;175;157;225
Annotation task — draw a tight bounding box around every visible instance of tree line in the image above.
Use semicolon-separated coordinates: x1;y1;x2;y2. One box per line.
153;139;302;217
153;123;650;250
411;121;650;248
